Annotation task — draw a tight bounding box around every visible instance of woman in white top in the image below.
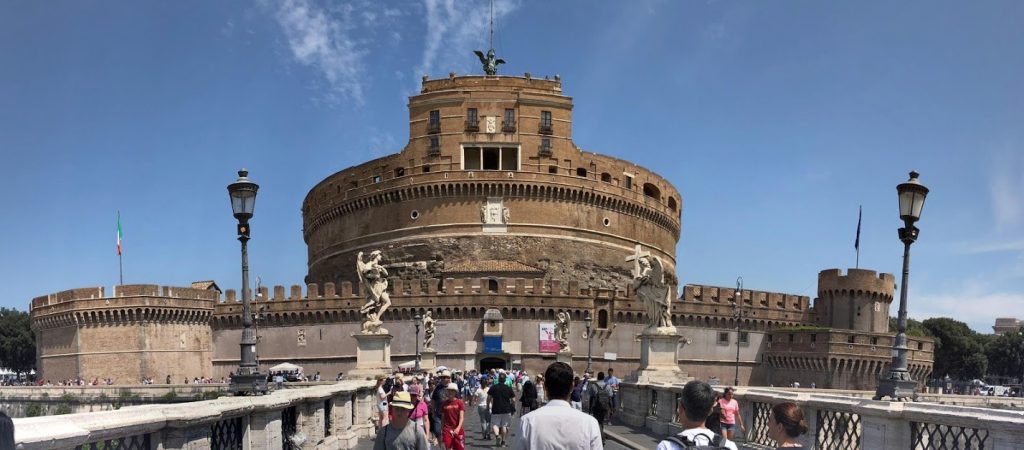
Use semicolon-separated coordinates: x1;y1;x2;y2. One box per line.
474;379;492;440
375;376;389;429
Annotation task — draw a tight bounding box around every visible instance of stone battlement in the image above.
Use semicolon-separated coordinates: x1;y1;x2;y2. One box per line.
681;284;811;312
30;285;218;330
817;268;895;299
420;74;562;94
220;277;631;304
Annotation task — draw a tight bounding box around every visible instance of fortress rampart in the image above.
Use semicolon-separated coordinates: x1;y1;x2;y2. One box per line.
30;285;215;384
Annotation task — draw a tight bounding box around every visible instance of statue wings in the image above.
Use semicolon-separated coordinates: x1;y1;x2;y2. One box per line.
474;50;487;64
355;251;368;287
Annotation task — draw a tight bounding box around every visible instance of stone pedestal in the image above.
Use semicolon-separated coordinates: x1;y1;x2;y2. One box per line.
419;350;437;371
556;351;573;365
348;333;393;379
636;332;691;384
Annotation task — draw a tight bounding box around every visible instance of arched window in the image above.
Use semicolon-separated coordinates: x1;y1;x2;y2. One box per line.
667;197;677;211
643;183;661;200
600;172;612;183
598;309;609;329
488;279;498;293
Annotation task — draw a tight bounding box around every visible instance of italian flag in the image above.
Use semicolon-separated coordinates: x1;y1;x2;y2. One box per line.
117;212;123;256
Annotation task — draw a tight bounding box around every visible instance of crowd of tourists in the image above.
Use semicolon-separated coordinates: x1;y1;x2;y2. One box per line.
372;364;810;450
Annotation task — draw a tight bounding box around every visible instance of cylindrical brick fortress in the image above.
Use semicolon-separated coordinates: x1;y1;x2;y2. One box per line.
816;268;895;333
302;75;681;289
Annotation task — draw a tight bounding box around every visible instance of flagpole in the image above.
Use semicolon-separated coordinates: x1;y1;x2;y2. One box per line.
118;211;123;286
855;206;862;269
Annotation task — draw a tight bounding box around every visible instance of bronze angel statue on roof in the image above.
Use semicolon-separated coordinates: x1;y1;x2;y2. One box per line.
474;49;505;75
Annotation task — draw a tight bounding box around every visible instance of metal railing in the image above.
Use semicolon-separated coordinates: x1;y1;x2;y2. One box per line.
911;421;988;450
210;416;244;450
75;435;150;450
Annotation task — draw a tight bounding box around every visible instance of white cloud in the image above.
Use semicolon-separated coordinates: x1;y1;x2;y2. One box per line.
415;0;519;81
913;290;1024;333
273;0;367;105
990;150;1024;231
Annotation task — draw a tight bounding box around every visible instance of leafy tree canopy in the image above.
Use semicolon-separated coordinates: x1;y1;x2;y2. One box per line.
0;307;36;374
922;317;987;380
986;330;1024;380
889;316;931;337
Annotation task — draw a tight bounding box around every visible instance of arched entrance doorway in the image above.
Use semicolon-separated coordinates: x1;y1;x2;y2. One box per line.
479;357;507;372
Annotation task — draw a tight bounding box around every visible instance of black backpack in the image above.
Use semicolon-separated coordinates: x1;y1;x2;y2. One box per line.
663;433;729;450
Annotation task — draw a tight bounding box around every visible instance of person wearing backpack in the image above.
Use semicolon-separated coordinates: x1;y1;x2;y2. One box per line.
587;371;614;442
655;380;737;450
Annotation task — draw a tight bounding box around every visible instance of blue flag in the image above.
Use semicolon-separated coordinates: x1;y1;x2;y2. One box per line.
855;206;862;251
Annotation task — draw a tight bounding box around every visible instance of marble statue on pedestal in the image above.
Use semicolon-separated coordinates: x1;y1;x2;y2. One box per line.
555;311;571;353
357;250;392;334
627;245;675;334
422;310;436;350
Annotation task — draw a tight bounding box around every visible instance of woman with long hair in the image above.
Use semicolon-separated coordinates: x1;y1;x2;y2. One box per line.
717;387;746;440
375;376;389;429
769;402;808;448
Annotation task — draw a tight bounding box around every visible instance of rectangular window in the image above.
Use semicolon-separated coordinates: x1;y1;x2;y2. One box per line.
624;175;633;189
503;108;516;132
501;148;518;170
847;335;856;344
718;332;730;344
482;147;500;170
429;110;440;126
462;147;519;171
467;108;478;123
739;331;749;344
372;175;382;184
464;147;481;170
540;110;553;134
870;337;878;345
423;165;431;173
811;334;817;343
788;333;795;343
429;136;440;154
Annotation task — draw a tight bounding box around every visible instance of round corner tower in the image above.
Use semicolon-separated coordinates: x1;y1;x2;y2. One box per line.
302;74;682;289
30;284;215;383
815;268;896;333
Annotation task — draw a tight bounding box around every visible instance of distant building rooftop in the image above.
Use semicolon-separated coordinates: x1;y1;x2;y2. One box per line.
442;260;544;277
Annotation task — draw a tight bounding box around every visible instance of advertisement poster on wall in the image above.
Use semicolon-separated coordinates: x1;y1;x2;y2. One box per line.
539;322;559;353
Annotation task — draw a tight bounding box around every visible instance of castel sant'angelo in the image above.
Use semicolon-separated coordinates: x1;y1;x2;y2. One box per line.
30;55;933;390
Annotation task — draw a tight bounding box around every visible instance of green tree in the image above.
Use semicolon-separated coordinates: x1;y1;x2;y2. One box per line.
922;317;988;380
986;330;1024;379
0;308;35;375
889;316;931;337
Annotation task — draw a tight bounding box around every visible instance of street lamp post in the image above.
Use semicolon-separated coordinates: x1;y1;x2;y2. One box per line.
875;171;929;401
584;312;593;376
414;313;422;372
228;169;268;395
734;276;744;387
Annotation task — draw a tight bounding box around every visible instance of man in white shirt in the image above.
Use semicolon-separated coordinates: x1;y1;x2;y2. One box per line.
510;362;603;450
656;381;737;450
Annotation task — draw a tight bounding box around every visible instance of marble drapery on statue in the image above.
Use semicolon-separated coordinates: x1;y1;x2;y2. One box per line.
555;311;571;353
356;250;392;334
422;310;436;350
628;245;674;333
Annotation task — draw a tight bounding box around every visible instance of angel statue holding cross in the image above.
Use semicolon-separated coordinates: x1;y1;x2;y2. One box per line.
628;245;675;333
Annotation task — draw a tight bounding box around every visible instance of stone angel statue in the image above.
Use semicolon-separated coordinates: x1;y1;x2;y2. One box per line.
631;255;674;333
422;310;436;350
356;250;392;334
555;311;571;353
474;49;506;75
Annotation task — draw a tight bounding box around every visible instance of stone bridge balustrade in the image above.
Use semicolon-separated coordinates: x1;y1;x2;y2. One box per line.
13;380;376;450
620;383;1024;450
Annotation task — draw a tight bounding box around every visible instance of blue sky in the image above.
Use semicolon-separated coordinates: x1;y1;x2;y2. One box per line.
1;1;1022;332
